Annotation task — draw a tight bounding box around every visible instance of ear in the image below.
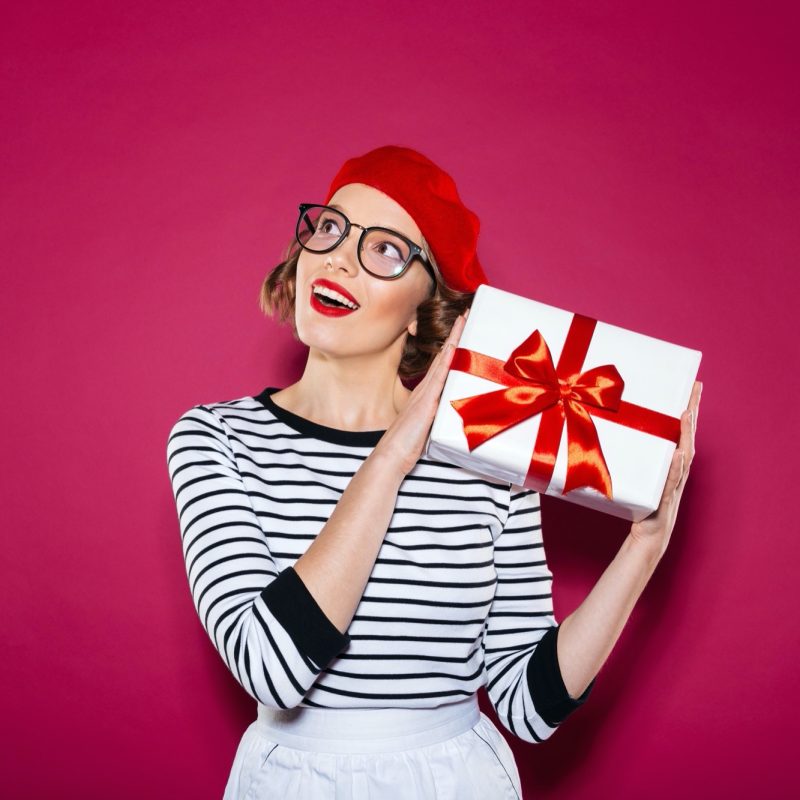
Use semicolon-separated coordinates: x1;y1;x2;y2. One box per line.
407;318;418;337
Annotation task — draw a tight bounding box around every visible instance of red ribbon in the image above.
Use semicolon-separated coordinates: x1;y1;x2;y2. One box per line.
449;313;681;497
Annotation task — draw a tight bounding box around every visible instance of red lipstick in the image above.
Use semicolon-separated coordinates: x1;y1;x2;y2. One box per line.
312;278;359;306
310;292;357;317
309;279;360;317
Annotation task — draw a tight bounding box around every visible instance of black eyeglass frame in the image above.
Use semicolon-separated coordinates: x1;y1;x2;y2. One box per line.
295;203;436;283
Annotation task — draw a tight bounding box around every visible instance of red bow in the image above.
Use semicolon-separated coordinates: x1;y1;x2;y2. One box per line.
449;313;681;497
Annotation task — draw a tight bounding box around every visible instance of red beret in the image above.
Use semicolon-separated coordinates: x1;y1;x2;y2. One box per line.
323;145;489;294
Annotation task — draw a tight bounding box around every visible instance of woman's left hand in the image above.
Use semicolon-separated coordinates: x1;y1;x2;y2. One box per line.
629;380;703;559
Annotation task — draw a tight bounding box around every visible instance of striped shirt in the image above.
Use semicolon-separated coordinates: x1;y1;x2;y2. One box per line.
166;386;591;743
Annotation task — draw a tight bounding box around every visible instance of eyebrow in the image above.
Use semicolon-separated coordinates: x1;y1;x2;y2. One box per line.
327;203;413;240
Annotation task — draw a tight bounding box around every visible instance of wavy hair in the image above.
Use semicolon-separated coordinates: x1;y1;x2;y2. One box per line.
258;237;475;383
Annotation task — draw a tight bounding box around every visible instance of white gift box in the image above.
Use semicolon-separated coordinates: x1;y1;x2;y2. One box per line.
424;284;702;523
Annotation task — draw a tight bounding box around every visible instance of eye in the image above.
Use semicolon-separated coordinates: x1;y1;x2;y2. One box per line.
374;239;403;260
318;214;342;235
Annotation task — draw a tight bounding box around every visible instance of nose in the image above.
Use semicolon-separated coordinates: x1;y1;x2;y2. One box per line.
325;228;361;276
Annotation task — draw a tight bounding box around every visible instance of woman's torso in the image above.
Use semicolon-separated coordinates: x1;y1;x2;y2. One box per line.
210;386;512;709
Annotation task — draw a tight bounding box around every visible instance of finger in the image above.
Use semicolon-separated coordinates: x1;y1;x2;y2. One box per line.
435;340;458;380
430;323;465;387
688;381;701;418
651;448;683;519
417;311;469;395
664;447;685;498
681;382;701;460
447;312;469;346
436;313;467;363
447;311;467;342
672;388;701;496
679;408;693;460
693;381;701;431
433;314;464;357
415;319;464;393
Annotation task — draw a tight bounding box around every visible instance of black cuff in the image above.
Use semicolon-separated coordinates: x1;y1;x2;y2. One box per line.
261;566;351;669
527;624;594;726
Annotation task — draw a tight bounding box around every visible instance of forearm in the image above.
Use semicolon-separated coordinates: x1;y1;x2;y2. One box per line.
293;448;405;635
556;533;663;698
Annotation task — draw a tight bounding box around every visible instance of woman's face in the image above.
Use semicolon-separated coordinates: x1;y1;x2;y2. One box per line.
294;182;434;360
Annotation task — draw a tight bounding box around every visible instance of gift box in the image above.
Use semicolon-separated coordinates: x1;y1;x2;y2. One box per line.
424;284;702;523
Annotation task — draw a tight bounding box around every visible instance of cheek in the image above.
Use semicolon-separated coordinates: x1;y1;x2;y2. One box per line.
363;292;416;329
295;256;311;288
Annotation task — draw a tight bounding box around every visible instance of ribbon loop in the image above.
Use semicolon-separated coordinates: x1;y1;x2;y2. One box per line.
447;314;668;499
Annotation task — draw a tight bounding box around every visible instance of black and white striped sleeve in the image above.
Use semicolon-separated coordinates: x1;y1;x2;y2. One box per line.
166;404;351;708
481;485;593;743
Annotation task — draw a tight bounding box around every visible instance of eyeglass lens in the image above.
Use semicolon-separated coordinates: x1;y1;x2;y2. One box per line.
298;205;412;278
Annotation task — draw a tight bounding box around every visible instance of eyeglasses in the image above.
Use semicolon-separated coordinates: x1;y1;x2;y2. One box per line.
295;203;435;282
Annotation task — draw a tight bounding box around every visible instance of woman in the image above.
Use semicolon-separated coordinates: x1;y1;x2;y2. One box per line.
166;145;701;799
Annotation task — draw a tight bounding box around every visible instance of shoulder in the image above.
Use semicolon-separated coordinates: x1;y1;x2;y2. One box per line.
505;483;543;524
167;394;264;446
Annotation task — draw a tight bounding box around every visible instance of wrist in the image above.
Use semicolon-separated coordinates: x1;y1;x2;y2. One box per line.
365;446;407;487
623;529;665;573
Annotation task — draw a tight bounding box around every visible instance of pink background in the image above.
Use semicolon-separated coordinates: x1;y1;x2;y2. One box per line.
3;2;797;797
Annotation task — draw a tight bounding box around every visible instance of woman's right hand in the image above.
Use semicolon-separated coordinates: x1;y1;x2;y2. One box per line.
374;308;470;479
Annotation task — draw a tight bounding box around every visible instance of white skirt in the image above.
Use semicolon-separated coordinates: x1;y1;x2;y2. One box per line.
223;694;522;799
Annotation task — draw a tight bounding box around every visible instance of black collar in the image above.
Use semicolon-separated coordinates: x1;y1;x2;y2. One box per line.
253;386;386;447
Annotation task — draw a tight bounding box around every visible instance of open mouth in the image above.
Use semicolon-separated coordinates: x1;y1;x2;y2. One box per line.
311;284;360;312
314;292;355;309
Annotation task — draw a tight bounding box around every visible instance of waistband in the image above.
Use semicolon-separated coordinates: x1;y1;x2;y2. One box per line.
255;694;480;754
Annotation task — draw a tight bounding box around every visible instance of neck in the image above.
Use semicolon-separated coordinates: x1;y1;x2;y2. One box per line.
274;351;413;431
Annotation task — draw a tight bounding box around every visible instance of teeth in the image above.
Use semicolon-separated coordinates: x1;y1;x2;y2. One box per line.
313;285;359;310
